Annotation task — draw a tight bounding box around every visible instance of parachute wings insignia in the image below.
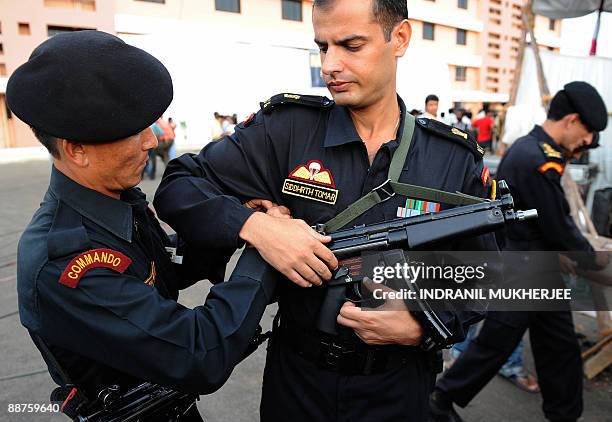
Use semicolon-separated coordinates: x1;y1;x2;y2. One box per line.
282;160;339;205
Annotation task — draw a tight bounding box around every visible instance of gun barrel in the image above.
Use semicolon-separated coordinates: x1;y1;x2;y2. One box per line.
516;209;538;221
329;207;508;258
328;194;514;242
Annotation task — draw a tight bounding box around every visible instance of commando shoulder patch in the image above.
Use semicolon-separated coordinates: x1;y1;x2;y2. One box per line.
416;118;485;160
538;161;565;176
59;248;132;288
260;93;334;114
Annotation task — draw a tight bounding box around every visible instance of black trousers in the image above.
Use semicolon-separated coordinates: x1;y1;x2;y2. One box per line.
436;311;583;421
260;336;436;422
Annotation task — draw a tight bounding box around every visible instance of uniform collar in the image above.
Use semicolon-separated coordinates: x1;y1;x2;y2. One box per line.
531;125;566;156
49;166;146;242
323;95;407;148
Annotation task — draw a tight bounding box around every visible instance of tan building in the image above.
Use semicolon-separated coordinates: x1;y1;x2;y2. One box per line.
408;0;561;112
0;0;114;149
408;0;486;107
0;0;562;149
480;0;561;97
114;0;313;35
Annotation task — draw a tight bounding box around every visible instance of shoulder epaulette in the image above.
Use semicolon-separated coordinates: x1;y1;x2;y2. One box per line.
538;142;564;162
416;118;485;160
260;93;334;114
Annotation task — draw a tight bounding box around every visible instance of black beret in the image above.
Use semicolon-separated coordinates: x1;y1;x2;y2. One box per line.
550;81;608;133
6;30;173;143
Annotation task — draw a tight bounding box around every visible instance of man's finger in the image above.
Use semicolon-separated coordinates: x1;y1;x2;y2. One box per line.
313;243;338;270
297;262;323;286
312;231;333;244
274;205;292;217
310;258;332;281
287;269;313;288
245;199;272;209
267;206;292;219
258;199;275;210
337;313;360;329
361;278;398;294
338;303;364;321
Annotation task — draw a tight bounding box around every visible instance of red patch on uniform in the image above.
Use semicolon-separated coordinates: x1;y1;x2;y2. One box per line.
481;166;490;187
242;113;256;127
59;249;132;288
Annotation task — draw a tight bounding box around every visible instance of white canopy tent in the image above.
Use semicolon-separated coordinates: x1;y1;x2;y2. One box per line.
533;0;612;19
534;0;612;55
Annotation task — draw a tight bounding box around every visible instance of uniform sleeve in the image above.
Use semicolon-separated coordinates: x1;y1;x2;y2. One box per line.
154;112;279;251
35;249;276;395
517;163;596;268
523;167;593;252
165;232;234;287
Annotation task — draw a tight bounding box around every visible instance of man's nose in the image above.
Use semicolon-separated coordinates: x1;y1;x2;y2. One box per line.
143;128;159;150
321;47;342;76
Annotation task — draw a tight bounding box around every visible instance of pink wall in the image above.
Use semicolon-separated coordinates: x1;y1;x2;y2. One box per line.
0;0;115;148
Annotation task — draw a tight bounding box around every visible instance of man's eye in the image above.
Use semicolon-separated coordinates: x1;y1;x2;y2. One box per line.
319;47;328;53
346;45;362;52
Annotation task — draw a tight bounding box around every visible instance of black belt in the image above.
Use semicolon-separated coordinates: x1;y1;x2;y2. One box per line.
277;319;425;376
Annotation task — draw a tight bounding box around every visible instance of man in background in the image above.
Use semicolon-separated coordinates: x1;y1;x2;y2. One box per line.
473;109;495;152
423;94;440;120
430;81;609;422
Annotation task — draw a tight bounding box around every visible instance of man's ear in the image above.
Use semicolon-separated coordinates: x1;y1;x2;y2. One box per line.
394;20;412;58
564;113;581;127
59;139;88;167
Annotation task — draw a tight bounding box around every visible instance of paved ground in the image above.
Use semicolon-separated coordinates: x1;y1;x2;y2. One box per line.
0;159;610;421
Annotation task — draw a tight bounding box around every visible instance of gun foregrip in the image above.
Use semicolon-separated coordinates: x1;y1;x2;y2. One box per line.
316;285;346;335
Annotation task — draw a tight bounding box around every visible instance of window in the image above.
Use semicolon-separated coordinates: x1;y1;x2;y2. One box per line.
18;23;31;35
548;18;556;30
282;0;302;21
44;0;97;10
48;25;90;37
456;29;466;45
310;52;325;88
423;22;434;40
458;0;468;9
455;66;467;82
215;0;240;13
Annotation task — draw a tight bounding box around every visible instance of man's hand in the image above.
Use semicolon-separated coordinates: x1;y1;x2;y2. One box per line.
559;254;578;275
244;199;291;219
336;280;423;346
239;212;338;288
595;250;610;269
